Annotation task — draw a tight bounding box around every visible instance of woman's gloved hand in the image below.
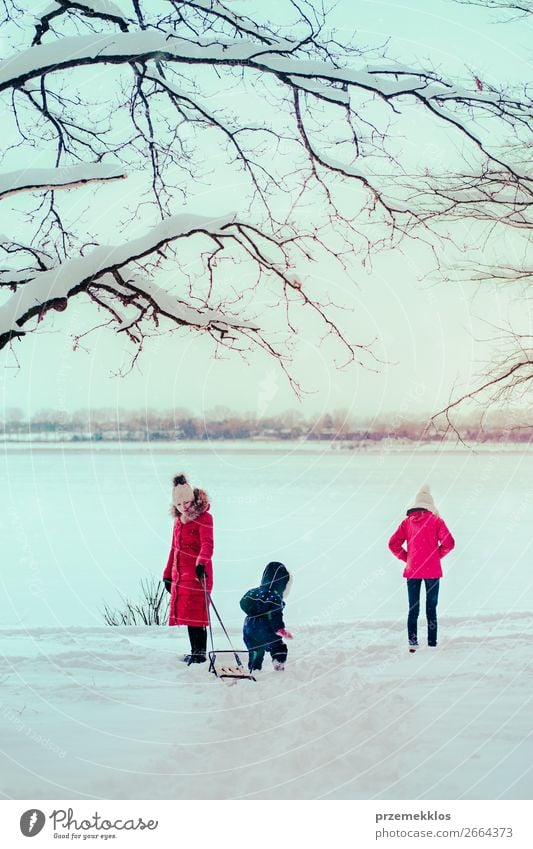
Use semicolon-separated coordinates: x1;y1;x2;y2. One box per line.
163;578;172;594
196;563;206;582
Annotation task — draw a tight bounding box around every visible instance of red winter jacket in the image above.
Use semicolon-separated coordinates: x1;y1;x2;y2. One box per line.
388;510;455;579
163;507;214;626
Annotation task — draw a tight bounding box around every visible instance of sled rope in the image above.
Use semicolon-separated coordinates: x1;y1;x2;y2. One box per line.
201;576;216;655
201;577;244;669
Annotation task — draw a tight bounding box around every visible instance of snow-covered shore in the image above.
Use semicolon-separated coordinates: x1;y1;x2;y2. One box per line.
0;438;530;453
1;613;531;801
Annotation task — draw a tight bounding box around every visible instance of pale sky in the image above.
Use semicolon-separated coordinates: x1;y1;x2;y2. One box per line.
0;0;530;420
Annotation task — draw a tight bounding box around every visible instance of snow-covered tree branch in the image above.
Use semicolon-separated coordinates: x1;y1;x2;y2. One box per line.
0;0;530;392
0;163;127;199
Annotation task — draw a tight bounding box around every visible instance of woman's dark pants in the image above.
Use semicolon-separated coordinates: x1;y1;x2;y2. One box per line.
187;625;207;655
406;579;440;646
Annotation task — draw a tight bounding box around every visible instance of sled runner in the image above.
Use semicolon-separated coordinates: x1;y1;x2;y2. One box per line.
201;578;256;683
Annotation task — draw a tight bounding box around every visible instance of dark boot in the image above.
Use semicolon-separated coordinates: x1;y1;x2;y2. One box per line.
185;626;207;664
187;652;206;665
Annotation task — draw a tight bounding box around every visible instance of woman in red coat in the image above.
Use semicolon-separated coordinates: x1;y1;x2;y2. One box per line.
162;473;214;664
388;485;455;652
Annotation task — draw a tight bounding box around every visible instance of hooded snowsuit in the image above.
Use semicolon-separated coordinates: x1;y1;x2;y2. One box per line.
241;562;291;671
163;490;214;627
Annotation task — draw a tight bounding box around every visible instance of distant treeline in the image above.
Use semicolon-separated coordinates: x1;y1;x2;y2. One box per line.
1;407;531;443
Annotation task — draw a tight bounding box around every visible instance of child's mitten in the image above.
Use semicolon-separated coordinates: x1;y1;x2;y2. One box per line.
276;628;293;640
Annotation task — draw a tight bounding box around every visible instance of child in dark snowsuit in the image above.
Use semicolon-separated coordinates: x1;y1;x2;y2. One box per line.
240;561;293;672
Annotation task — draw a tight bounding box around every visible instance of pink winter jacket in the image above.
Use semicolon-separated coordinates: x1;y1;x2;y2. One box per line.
388;510;455;579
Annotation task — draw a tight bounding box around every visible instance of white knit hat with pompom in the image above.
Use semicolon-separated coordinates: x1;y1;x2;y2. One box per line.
172;473;194;509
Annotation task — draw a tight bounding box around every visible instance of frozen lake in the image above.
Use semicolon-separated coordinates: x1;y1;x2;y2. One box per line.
1;442;532;630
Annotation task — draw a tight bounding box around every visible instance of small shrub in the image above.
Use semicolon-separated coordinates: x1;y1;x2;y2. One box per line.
102;576;169;626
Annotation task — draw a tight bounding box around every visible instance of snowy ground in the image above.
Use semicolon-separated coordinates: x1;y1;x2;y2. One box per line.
1;613;531;801
1;445;531;800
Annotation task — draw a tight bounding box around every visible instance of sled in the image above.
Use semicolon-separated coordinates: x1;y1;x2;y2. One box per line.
208;650;256;684
201;578;256;684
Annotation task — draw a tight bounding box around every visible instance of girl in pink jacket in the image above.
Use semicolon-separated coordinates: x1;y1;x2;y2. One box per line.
388;485;455;651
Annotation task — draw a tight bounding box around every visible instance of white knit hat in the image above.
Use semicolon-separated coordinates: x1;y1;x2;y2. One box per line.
411;485;438;514
172;474;194;508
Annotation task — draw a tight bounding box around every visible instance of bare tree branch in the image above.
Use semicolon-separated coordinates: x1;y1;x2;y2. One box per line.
0;0;530;403
453;0;532;18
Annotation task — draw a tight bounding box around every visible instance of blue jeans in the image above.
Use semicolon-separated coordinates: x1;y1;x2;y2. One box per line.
407;579;440;646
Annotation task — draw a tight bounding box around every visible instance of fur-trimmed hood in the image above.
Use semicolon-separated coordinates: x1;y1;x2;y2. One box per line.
171;488;210;523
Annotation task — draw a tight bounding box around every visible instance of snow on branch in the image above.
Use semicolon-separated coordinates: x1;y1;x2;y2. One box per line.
39;0;126;16
1;26;528;195
65;0;126;15
0;213;247;348
0;28;520;115
33;0;129;45
0;0;530;398
0;32;289;93
0;162;127;199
